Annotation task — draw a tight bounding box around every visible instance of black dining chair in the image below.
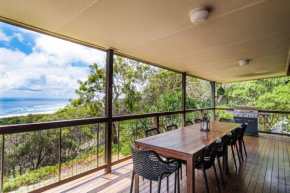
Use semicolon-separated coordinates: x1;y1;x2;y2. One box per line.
130;147;181;193
194;118;202;123
227;127;242;170
166;124;178;131
219;118;235;123
238;124;248;160
195;143;220;193
216;135;231;187
185;120;193;126
145;127;175;190
145;127;160;137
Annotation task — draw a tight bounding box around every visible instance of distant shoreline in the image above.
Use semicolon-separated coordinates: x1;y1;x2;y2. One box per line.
0;111;55;119
0;97;70;118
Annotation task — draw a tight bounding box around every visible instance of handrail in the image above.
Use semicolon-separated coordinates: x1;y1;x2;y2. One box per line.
0;108;289;135
0;117;107;134
215;107;233;111
0;110;186;134
215;107;290;114
185;108;213;113
258;110;290;114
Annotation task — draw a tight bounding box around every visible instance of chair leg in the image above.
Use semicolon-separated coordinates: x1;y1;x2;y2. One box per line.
239;140;244;161
180;166;183;180
202;166;209;193
222;155;225;172
235;144;241;163
224;154;231;180
231;145;238;170
150;180;152;193
213;164;221;193
177;169;180;193
157;176;162;193
217;157;225;188
243;139;248;158
174;171;177;193
175;170;180;193
167;176;169;191
130;170;135;193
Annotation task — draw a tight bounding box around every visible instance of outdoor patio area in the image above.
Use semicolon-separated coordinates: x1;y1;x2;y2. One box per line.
0;1;289;193
42;133;290;193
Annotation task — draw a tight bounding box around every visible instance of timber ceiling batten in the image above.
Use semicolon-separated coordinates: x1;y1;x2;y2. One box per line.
0;0;289;82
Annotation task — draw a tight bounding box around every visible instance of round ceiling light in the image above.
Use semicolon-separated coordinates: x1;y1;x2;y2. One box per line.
189;7;209;24
239;59;250;66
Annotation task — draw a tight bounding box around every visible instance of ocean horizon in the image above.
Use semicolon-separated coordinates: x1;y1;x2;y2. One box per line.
0;98;70;118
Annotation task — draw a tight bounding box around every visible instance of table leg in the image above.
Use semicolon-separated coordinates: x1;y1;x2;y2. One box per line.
224;146;228;172
186;156;195;193
134;173;139;193
134;144;139;193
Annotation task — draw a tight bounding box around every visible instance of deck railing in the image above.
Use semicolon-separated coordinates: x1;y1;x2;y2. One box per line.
0;109;205;193
0;108;288;192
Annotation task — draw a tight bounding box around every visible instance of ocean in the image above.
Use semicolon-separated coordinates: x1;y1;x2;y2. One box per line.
0;98;70;118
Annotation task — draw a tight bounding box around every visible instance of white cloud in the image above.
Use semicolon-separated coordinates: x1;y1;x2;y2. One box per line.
0;33;106;98
35;35;106;67
0;30;11;42
13;33;24;42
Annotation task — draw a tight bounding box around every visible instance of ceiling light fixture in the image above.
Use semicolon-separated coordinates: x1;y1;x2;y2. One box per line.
239;59;250;67
189;7;209;24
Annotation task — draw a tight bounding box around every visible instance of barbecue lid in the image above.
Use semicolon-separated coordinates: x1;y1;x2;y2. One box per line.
234;105;258;112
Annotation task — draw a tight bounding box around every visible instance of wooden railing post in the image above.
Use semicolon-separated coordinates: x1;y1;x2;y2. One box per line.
58;128;62;181
210;81;216;121
182;72;186;127
105;49;114;173
154;116;160;132
1;135;4;193
199;110;203;119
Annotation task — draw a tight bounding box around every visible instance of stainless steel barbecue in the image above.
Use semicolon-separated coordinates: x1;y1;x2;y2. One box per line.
233;105;260;136
224;105;270;136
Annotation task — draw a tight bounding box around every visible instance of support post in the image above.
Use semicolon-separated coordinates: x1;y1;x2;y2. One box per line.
210;81;216;121
105;49;114;173
182;72;186;127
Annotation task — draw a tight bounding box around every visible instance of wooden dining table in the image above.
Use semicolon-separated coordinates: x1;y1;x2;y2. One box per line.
134;121;241;193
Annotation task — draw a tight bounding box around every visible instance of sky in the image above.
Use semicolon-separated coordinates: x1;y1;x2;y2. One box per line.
0;22;106;99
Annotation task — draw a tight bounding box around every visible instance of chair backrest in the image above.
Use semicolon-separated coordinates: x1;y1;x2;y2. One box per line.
185;121;193;126
219;118;235;123
202;143;218;167
145;128;160;137
216;135;230;157
230;127;241;145
194;119;202;124
131;147;170;181
238;124;248;140
165;124;178;131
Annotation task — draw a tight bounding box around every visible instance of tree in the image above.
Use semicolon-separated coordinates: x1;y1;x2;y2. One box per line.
69;56;154;143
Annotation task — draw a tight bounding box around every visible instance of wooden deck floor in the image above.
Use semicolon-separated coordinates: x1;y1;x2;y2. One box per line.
43;133;290;193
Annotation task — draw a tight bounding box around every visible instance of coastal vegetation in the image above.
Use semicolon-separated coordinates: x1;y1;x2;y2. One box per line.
0;56;289;192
